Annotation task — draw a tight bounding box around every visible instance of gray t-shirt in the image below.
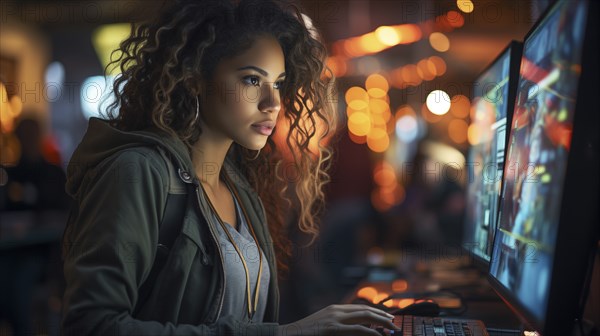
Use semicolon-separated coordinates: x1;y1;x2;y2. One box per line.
213;192;270;323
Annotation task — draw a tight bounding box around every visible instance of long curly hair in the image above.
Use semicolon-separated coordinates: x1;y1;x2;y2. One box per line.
103;0;338;277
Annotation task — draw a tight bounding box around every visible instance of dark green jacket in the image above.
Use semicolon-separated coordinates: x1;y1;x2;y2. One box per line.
61;117;279;335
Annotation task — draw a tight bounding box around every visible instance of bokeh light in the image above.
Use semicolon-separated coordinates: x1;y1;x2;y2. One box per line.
345;86;369;110
392;279;409;292
396;115;419;143
429;56;447;76
429;32;450;52
448;119;469;143
447;10;465;28
375;26;400;46
365;73;389;98
357;286;378;301
326;56;347;77
360;32;387;53
468;123;482;145
449;94;471;118
348;111;371;136
367;128;389;152
457;0;475;13
417;59;436;80
374;160;397;186
426;90;451;115
348;131;367;144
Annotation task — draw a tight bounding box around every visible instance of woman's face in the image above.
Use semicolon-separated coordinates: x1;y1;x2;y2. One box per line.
199;36;285;150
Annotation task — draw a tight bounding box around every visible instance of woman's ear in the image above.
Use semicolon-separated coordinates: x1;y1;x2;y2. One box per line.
182;68;206;97
184;80;204;98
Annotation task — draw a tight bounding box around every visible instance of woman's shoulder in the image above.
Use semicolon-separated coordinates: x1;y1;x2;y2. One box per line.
98;146;169;177
70;145;170;200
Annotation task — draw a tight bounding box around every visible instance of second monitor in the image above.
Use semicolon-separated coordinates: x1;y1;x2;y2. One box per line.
463;40;522;266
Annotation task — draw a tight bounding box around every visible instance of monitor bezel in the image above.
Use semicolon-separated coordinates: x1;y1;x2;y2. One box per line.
462;40;523;270
486;0;599;334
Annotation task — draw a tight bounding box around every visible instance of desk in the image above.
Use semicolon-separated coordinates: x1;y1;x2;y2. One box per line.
344;253;524;335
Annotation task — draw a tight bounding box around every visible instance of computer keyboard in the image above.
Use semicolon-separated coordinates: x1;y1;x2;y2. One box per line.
374;315;489;336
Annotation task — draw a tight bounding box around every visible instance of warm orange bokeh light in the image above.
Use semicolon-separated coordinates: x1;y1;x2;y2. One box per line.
398;298;415;308
372;185;405;210
365;73;389;98
380;184;405;205
448;119;469;143
348;111;371;136
370;114;387;130
348;131;367;144
417;59;436;81
345;86;369;110
346;105;368;118
429;32;450;52
375;26;400;46
367;88;387;99
373;293;390;305
371;190;389;212
336;24;423;60
0;82;21;133
357;286;378;301
392;279;409;292
434;13;456;33
343;39;362;57
9;96;23;118
374;162;397;187
449;94;471;118
457;0;475;14
367;129;389;152
369;98;390;115
467;123;482;145
446;10;465;28
397;24;423;43
426;59;438;77
326;56;347;78
360;32;387;54
429;56;447;76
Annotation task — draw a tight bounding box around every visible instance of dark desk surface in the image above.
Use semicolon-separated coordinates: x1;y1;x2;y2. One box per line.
343;254;525;335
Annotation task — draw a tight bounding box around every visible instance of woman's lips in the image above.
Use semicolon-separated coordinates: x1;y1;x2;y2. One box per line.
251;125;273;136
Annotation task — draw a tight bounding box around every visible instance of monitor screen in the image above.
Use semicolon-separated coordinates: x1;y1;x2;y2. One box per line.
463;41;521;265
489;0;591;328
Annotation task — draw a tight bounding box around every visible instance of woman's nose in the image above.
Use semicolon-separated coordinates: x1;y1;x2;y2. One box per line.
258;84;281;114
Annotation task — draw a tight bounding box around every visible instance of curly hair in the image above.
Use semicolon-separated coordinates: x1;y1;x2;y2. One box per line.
103;0;339;277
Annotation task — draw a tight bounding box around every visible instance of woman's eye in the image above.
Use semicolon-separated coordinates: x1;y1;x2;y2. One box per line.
243;76;260;86
243;76;284;90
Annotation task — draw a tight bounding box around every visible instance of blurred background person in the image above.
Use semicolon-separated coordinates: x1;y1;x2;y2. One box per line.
0;116;70;336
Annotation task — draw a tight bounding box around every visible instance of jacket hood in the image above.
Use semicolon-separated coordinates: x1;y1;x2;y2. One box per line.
66;117;194;197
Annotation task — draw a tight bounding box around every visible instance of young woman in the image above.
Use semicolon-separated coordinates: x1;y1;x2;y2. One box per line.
61;0;396;335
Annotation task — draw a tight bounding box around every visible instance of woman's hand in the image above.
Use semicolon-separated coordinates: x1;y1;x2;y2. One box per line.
275;304;397;336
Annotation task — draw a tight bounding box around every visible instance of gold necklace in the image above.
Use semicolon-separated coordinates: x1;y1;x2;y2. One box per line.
199;171;263;321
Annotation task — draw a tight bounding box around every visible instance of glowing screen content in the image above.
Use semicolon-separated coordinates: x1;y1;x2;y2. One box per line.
463;49;512;263
489;0;588;322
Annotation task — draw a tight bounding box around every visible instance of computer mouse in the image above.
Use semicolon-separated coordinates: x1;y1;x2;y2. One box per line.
394;300;440;316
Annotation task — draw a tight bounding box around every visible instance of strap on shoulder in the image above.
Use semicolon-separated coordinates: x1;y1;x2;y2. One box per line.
133;145;191;316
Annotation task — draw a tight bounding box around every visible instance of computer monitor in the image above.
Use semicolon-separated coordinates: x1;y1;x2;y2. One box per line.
488;0;599;334
463;41;522;267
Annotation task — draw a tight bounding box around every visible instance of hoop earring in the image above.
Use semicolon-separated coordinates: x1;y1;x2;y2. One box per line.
191;96;200;126
249;149;261;160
